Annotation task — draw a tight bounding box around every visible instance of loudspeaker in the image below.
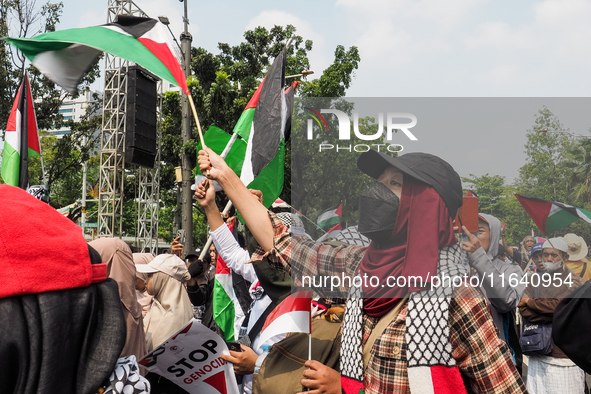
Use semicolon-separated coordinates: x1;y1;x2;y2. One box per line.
125;65;158;168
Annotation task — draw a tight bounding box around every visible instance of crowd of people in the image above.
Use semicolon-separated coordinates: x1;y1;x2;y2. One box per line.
2;147;591;394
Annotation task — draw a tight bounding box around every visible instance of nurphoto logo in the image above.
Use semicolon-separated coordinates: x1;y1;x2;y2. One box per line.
305;108;418;153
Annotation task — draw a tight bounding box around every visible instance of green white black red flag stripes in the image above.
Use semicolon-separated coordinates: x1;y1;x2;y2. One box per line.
5;16;187;94
212;219;245;341
515;193;591;234
198;42;296;208
1;72;41;189
317;204;343;229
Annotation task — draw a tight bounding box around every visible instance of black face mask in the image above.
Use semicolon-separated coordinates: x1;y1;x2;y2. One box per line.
358;182;400;246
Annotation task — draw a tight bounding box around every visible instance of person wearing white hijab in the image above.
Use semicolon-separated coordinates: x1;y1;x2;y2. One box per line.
136;254;193;352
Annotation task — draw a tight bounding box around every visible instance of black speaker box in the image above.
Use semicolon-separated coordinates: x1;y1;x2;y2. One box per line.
125;65;158;168
125;147;156;169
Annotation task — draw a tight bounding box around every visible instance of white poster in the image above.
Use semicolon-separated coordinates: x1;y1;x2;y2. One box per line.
139;319;239;394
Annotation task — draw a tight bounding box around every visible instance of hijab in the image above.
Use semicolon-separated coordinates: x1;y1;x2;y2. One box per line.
144;270;193;351
0;246;126;394
361;176;457;318
89;238;146;361
133;253;155;317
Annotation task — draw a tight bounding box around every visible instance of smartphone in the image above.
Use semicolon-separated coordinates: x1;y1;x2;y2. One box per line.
454;193;479;234
226;342;243;352
176;229;186;244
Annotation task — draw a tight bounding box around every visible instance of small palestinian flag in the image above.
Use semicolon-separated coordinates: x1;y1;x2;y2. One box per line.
1;72;41;189
317;204;343;229
515;193;591;234
212;218;245;341
5;16;187;94
257;291;311;352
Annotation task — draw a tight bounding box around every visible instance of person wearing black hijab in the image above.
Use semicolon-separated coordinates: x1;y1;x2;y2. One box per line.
197;148;526;394
0;185;127;394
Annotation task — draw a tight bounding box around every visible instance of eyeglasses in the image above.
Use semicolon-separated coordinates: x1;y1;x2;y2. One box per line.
542;252;560;259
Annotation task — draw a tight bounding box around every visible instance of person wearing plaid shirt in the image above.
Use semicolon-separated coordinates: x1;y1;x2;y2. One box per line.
197;147;527;394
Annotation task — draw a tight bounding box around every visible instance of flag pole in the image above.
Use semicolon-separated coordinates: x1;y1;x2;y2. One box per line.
187;93;205;148
187;93;212;180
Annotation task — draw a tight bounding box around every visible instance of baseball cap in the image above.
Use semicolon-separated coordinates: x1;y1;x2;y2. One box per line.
135;254;189;282
530;242;544;256
0;185;107;297
357;150;463;218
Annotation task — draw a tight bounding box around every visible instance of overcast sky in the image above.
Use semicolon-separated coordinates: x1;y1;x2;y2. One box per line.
8;0;591;182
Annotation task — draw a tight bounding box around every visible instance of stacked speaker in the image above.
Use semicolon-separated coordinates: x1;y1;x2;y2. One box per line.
125;65;158;168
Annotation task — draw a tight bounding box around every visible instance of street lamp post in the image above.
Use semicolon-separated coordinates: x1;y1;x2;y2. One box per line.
180;0;193;257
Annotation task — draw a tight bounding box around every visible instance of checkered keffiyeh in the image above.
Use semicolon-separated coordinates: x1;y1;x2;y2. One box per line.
251;212;527;394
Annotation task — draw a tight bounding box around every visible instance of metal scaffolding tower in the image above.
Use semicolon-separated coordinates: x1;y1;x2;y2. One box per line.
136;84;162;254
99;0;161;247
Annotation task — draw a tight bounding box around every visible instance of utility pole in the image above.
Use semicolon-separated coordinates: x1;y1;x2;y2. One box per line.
180;0;193;256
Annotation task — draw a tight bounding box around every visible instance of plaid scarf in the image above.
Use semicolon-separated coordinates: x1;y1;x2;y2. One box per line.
340;244;468;394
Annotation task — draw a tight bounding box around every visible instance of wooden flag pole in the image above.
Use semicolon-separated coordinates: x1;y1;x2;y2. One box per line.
187;93;205;148
187;93;210;179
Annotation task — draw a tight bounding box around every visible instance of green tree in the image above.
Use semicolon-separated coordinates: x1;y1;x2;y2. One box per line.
1;0;102;209
462;174;506;218
515;107;575;202
566;137;591;207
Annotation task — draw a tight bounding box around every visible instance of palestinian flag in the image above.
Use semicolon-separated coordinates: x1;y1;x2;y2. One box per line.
1;72;41;189
256;291;311;352
272;198;290;208
317;222;343;243
317;204;343;229
5;16;187;94
198;42;296;208
515;194;591;234
212;218;245;341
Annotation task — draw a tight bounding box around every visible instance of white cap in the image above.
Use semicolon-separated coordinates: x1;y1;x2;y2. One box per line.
135;254;189;282
542;237;568;253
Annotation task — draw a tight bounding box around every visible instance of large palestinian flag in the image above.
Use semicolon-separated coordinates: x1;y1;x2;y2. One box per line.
198;42;296;208
1;72;41;189
4;16;187;94
515;193;591;234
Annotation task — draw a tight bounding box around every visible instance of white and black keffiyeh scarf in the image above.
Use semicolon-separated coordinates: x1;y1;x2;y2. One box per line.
104;355;150;394
340;244;468;394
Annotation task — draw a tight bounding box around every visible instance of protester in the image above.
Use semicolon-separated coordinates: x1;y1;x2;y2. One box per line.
133;252;156;317
461;214;525;373
530;242;544;271
185;252;215;324
210;243;218;263
519;238;585;394
136;254;193;352
0;185;146;394
89;238;147;364
194;185;289;394
503;231;536;272
563;233;591;282
197;148;526;393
